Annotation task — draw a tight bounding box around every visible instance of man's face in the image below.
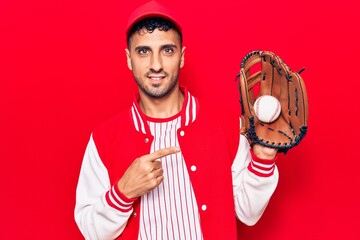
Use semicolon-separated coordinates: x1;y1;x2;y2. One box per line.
126;28;185;99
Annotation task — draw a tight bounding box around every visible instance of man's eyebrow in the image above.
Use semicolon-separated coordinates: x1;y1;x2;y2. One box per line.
161;44;177;50
134;46;151;52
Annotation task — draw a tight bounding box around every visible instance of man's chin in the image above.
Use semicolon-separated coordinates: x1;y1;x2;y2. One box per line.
143;87;167;99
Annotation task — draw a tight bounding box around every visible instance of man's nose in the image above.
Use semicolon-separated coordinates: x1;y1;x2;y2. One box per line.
150;53;163;72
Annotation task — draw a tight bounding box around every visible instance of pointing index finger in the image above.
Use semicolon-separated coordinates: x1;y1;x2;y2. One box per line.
143;146;181;162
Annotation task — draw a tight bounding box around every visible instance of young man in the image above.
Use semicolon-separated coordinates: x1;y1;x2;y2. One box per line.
75;1;278;239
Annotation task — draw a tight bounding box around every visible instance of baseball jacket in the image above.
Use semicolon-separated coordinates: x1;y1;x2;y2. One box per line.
75;88;278;239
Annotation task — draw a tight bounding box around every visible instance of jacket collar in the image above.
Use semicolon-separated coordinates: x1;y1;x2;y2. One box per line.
131;86;198;134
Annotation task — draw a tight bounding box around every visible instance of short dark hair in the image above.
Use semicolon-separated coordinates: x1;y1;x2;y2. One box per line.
127;17;182;47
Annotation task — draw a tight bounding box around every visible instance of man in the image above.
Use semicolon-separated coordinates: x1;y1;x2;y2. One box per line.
75;1;278;239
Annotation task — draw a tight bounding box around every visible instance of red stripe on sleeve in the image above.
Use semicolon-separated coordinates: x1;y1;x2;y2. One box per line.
247;149;277;177
105;185;138;212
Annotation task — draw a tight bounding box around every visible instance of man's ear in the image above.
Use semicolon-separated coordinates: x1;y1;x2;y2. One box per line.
125;49;132;70
180;46;186;68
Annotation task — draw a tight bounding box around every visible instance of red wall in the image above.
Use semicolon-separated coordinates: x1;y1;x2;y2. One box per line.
1;0;359;239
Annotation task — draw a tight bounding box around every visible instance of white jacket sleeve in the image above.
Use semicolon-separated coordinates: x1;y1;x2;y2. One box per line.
232;135;279;226
74;135;136;240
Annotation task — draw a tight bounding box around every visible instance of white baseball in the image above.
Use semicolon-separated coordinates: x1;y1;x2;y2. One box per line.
254;95;281;123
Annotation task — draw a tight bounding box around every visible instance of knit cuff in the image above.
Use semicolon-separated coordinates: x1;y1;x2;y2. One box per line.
105;184;138;212
247;149;277;177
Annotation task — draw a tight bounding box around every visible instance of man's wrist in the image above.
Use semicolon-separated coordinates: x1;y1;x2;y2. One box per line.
117;179;138;200
252;144;278;160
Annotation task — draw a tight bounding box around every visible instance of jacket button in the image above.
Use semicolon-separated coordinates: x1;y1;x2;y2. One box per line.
190;165;197;172
144;138;149;143
201;205;207;211
180;130;185;136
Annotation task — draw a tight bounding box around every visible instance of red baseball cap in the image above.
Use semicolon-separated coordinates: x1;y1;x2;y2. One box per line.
126;1;182;36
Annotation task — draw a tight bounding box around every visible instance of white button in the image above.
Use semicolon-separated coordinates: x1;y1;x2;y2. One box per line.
201;205;207;211
144;138;149;143
180;130;185;136
190;165;197;172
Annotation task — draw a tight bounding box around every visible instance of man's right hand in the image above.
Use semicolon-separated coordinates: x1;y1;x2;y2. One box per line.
117;146;181;199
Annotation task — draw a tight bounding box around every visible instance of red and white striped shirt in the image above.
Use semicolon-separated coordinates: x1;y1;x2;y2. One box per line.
131;92;203;239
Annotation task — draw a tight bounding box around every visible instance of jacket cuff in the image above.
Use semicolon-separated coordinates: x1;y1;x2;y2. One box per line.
247;149;277;177
105;184;138;212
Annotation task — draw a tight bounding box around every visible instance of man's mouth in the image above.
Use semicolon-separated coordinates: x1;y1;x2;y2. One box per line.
148;75;166;81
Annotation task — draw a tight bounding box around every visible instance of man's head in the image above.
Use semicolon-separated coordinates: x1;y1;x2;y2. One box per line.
125;1;185;99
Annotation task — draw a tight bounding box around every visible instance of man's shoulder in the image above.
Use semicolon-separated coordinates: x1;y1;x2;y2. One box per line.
196;100;240;159
193;99;239;133
93;107;133;139
198;100;239;125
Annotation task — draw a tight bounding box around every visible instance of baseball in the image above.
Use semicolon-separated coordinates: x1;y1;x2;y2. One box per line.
254;95;281;123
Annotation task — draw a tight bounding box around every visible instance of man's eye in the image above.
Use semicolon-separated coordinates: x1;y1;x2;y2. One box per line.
163;48;173;54
138;49;150;55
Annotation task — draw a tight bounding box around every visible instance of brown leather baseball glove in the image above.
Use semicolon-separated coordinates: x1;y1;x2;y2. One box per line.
237;50;308;153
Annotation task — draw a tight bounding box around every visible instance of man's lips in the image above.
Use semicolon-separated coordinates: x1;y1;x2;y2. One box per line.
148;75;165;80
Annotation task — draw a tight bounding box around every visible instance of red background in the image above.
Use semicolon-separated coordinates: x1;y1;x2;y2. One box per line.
1;0;359;239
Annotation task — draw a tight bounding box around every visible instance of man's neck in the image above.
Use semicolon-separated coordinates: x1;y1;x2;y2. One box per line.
138;88;184;119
